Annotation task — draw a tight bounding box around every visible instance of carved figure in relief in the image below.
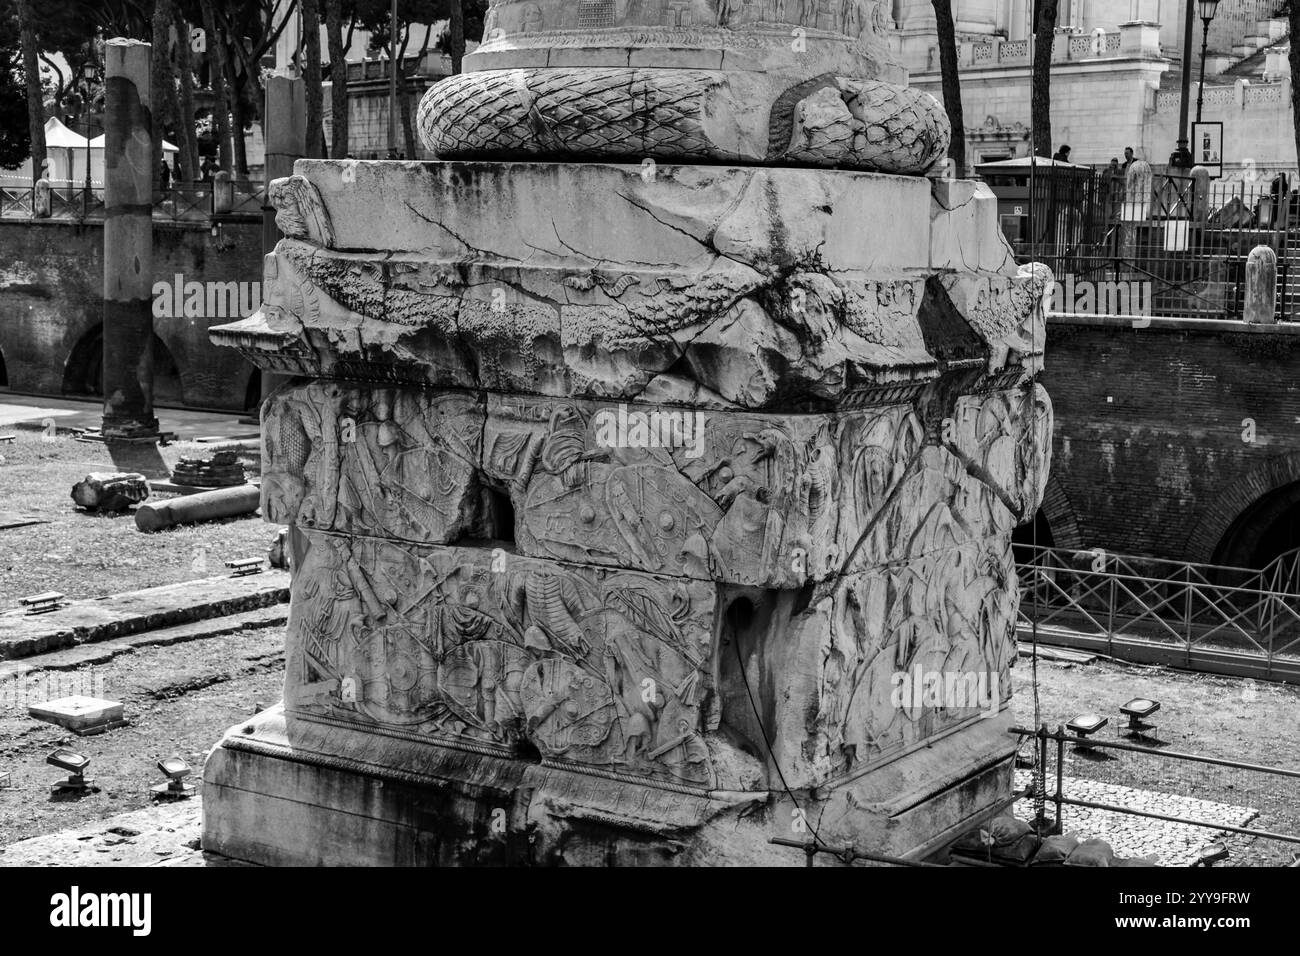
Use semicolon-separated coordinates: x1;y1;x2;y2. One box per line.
289;534;717;787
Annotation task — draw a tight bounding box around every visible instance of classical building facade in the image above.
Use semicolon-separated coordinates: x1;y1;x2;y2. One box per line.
893;0;1295;174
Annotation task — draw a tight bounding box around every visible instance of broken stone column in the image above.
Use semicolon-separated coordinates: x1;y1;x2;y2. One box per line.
1244;244;1278;325
101;37;159;440
71;472;150;512
205;3;1052;867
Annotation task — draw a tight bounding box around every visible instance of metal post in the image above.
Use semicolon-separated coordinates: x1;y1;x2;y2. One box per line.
1171;0;1195;168
1054;726;1064;833
101;37;159;440
1195;18;1211;123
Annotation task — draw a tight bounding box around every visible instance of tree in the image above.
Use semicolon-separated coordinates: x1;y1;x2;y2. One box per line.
302;0;323;158
150;0;175;193
15;0;44;182
173;6;200;179
325;0;348;157
448;0;462;74
1288;3;1300;172
931;0;964;174
0;1;31;169
197;0;233;172
1031;0;1058;158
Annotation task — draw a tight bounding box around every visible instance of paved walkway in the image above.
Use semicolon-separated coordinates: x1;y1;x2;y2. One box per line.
1013;768;1258;866
0;800;249;866
0;393;258;442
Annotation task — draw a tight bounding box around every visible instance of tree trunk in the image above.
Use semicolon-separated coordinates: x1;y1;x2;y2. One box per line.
1291;9;1300;172
450;0;465;74
174;11;201;181
302;0;324;159
931;0;965;174
325;0;348;158
199;0;234;173
1031;0;1058;158
231;80;249;176
16;0;46;186
150;0;175;197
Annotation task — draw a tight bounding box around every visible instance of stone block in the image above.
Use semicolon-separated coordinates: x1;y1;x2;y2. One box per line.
29;696;126;735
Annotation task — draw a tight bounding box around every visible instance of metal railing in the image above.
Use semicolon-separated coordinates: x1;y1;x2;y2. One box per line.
1011;167;1300;320
1017;544;1300;681
1013;725;1300;865
0;180;263;223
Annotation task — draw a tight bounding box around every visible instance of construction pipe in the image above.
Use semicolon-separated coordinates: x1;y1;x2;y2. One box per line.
135;484;260;532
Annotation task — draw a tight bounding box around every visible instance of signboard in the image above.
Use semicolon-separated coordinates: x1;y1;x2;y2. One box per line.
1192;121;1224;178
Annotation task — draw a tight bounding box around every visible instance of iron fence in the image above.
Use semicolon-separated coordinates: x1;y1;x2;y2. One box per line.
0;185;33;217
1012;725;1300;865
0;180;263;222
1013;167;1300;320
1017;544;1300;681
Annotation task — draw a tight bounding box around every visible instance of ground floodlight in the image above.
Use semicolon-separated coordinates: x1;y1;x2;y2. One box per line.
1066;713;1107;737
151;755;195;800
1197;843;1228;867
1120;697;1161;738
47;748;98;794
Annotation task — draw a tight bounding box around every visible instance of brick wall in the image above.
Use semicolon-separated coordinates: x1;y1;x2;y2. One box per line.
1042;316;1300;562
0;219;262;411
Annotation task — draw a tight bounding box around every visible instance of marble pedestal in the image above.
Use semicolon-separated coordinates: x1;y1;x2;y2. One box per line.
204;160;1051;866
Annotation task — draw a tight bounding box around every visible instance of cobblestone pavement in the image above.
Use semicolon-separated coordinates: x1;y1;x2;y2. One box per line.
1014;768;1258;866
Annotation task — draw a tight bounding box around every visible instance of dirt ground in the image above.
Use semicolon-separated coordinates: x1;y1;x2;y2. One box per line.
0;432;273;605
1012;651;1300;865
0;624;284;849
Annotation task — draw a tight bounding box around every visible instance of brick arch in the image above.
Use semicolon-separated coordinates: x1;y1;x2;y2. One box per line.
1037;473;1084;552
1184;452;1300;565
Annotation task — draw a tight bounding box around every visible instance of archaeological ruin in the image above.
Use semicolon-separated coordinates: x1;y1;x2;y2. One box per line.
202;0;1053;865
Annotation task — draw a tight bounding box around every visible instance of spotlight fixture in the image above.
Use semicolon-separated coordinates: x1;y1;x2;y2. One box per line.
1067;713;1108;753
20;592;65;615
1196;842;1228;867
151;756;195;800
225;557;265;577
1066;713;1108;737
1120;697;1161;739
47;748;99;794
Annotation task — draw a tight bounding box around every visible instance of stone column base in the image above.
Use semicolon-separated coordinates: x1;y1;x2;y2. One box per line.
202;705;1015;866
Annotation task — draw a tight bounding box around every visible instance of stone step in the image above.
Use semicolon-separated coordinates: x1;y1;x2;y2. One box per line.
0;604;288;681
0;572;290;661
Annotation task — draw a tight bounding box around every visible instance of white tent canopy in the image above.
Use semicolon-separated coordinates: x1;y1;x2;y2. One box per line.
1;117;178;187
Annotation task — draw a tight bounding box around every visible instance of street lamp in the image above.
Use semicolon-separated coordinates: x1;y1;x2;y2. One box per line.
1195;0;1222;124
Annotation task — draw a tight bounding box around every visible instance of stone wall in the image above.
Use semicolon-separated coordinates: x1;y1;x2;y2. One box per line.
1041;315;1300;564
0;219;261;411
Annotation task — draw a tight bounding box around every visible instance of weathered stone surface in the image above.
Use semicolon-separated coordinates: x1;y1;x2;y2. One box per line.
415;1;944;174
0;573;289;660
213;164;1050;406
28;695;125;734
135;484;261;533
205;7;1052;867
71;472;150;512
171;451;247;488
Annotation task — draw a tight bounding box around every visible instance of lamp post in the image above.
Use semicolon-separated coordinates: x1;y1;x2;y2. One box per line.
81;55;95;213
1195;0;1222;124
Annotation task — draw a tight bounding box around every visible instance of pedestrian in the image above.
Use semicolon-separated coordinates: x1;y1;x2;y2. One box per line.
1052;144;1071;163
200;156;214;182
159;158;171;191
1122;146;1135;170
